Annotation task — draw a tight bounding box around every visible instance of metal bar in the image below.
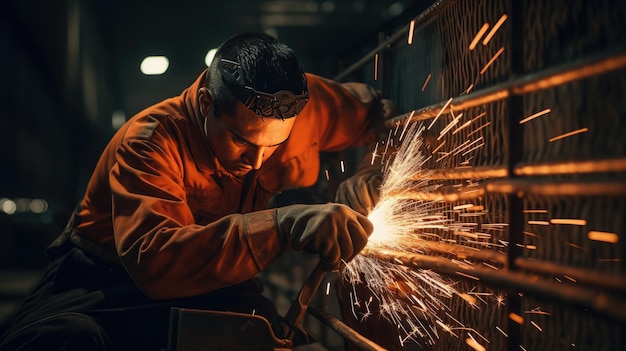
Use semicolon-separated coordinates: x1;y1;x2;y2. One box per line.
362;248;626;322
384;47;626;129
514;158;626;176
283;262;326;341
485;179;626;196
410;166;509;180
388;179;626;202
307;307;389;351
333;0;454;82
514;258;626;293
417;240;507;265
405;157;626;181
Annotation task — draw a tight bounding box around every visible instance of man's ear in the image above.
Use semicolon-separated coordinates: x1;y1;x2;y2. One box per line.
198;87;214;118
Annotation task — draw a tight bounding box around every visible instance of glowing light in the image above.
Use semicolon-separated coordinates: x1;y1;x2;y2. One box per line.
550;218;587;226
588;231;619;243
421;73;432;91
479;47;505;75
374;53;379;81
509;313;524;324
482;14;508;46
140;56;169;75
519;108;551;124
204;48;218;67
469;23;490;50
0;198;17;215
427;97;453;130
549;127;589;142
408;20;415;44
466;336;486;351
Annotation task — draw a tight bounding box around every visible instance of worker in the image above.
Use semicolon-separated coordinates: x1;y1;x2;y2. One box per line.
0;32;393;350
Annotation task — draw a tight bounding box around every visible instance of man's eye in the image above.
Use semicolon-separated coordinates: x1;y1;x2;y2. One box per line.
232;136;251;147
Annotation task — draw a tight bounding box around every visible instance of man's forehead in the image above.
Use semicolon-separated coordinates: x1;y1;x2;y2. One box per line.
221;103;296;146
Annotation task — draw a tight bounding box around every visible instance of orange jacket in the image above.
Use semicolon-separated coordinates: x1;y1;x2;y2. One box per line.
73;70;381;299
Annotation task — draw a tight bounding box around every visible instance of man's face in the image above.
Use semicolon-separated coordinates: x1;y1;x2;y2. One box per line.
205;102;295;178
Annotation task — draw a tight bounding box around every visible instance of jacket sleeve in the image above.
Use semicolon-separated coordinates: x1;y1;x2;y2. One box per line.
303;73;385;152
109;120;283;300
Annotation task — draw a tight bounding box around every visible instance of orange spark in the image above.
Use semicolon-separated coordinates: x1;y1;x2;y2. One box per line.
421;73;432;91
469;22;490;50
374;53;379;81
588;231;619;243
408;20;415;44
509;313;524;324
466;337;486;351
549;127;589;142
482;14;508;46
519;108;552;124
523;209;548;213
480;47;505;74
550;218;587;226
427;97;454;130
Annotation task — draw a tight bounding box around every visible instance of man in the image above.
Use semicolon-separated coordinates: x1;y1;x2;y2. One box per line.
0;32;392;350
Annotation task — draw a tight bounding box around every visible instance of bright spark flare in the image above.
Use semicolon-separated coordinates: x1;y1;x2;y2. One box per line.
343;119;499;344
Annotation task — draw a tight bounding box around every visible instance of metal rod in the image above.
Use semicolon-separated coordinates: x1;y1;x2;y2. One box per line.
333;0;453;82
283;261;326;341
363;248;626;321
384;47;626;129
387;179;626;202
417;240;507;265
410;166;509;180
514;158;626;176
307;307;389;351
404;157;626;181
514;258;626;293
485;179;626;196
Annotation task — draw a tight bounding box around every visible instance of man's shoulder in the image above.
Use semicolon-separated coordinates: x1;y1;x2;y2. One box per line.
122;109;186;142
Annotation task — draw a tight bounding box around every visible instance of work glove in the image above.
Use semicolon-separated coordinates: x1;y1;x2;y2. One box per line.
335;170;383;216
276;203;373;270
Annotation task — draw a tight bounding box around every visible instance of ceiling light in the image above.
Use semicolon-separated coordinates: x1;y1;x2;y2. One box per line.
205;48;217;67
140;56;169;75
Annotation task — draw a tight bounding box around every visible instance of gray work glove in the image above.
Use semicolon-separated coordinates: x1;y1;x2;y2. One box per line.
276;203;373;270
335;170;383;216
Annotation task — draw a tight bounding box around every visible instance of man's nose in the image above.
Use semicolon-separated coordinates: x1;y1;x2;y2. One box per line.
245;146;265;170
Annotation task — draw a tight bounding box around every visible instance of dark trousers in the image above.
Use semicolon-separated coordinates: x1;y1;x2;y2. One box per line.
0;232;278;351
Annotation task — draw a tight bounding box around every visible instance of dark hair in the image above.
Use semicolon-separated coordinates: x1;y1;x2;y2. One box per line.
206;32;307;118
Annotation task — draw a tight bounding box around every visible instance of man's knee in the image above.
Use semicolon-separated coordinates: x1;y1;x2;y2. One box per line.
0;312;107;351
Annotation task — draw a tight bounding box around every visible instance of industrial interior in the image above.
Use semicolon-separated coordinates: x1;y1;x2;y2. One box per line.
2;0;626;350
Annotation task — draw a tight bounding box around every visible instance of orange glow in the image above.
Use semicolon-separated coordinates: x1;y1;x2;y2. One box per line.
523;209;548;213
550;218;587;226
408;20;415;44
482;14;508;46
469;22;490;50
480;47;505;74
509;312;524;324
549;127;589;142
519;108;552;124
588;231;619;243
374;53;379;81
421;73;432;91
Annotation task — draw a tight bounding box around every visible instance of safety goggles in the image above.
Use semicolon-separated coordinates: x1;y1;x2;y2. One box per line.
218;59;309;119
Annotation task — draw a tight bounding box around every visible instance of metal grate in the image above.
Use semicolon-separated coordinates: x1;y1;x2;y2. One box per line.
325;0;626;350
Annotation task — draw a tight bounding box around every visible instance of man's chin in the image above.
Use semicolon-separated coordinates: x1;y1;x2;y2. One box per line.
229;166;253;178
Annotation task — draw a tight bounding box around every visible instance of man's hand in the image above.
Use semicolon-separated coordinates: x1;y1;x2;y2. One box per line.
335;170;383;216
276;203;372;270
